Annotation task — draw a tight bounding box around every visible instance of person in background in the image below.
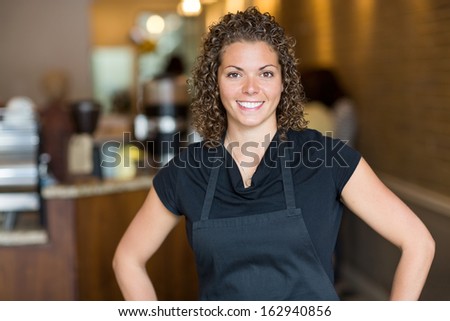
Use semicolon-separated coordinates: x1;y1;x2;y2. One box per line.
113;7;434;300
301;68;358;147
161;55;186;78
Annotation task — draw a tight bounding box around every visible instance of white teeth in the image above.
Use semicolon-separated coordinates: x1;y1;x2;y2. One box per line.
237;101;263;109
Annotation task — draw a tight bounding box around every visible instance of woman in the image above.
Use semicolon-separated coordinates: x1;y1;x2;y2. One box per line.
113;7;434;300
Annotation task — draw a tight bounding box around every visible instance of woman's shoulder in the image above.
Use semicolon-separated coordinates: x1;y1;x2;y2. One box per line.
287;128;355;146
286;128;326;145
167;140;225;171
286;128;360;167
153;142;210;193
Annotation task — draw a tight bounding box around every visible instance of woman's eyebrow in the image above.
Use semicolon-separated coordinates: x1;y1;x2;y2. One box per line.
259;64;278;70
223;64;278;70
223;65;243;70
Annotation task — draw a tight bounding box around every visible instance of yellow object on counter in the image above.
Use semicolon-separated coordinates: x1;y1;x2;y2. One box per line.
113;144;141;180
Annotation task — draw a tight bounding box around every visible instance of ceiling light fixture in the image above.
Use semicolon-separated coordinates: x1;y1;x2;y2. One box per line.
178;0;202;17
146;14;165;34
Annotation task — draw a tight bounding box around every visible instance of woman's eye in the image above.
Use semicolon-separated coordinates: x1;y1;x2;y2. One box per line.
261;71;274;78
226;72;241;78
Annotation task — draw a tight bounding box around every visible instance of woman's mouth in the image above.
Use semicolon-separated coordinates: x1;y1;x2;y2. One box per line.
237;101;264;110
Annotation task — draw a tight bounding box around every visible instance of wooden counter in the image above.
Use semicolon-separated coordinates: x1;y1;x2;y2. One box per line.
0;176;198;300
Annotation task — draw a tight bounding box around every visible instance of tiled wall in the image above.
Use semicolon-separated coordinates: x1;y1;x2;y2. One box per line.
280;0;450;196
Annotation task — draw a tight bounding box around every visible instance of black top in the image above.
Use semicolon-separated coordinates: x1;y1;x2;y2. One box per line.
153;129;361;275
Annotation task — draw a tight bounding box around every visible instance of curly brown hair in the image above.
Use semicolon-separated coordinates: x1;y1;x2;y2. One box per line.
189;6;307;146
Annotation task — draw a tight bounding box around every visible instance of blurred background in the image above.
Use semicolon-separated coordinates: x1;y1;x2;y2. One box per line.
0;0;449;300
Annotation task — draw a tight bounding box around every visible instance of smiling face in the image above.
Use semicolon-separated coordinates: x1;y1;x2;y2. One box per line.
218;41;283;134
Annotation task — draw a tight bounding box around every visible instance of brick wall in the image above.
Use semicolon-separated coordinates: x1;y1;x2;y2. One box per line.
280;0;450;196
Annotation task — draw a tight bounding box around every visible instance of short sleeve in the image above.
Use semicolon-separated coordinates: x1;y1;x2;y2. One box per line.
152;159;181;215
325;136;361;194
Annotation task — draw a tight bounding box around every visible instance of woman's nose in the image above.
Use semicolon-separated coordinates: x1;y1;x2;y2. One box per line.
242;77;259;95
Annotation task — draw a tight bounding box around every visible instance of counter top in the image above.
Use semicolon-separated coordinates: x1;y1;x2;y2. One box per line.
1;175;153;246
41;175;154;199
0;229;48;246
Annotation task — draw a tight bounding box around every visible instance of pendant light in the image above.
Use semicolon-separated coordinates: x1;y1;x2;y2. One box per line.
178;0;202;17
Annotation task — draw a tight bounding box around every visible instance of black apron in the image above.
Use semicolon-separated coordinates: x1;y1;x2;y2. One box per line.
191;145;339;300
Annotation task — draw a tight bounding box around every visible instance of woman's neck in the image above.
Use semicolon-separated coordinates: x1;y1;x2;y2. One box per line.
225;126;276;165
224;126;276;188
225;124;277;146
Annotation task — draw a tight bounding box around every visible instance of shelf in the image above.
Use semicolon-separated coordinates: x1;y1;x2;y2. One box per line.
0;192;39;212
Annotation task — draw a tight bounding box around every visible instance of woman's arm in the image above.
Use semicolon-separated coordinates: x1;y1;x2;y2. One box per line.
113;187;180;300
341;158;435;300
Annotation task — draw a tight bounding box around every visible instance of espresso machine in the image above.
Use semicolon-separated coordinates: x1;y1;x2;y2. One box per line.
139;75;189;166
0;97;42;230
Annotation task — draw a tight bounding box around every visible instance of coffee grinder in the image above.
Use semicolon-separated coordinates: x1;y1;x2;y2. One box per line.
67;99;101;180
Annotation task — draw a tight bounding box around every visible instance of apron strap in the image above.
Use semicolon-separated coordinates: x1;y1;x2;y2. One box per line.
281;159;296;210
200;165;221;221
280;142;297;210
